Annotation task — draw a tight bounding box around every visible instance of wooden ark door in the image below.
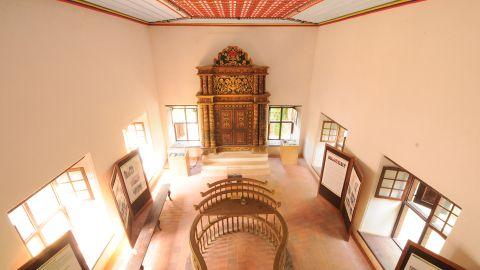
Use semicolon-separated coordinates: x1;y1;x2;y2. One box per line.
215;105;253;146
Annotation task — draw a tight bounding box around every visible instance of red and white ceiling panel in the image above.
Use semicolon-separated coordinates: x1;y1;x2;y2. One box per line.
165;0;312;19
63;0;423;24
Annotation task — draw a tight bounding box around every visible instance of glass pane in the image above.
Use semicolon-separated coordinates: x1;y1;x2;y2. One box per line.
55;173;69;184
391;189;403;199
322;129;330;135
452;206;462;216
379;188;391;197
443;224;453;236
26;236;45;256
321;135;329;142
424;229;445;254
41;212;70;244
381;179;394;188
269;108;281;121
187;123;199;140
434;207;449;221
8;207;35;239
439;197;453;211
174;123;187;141
282;108;297;121
395;207;426;248
55;182;76;205
186;108;197;123
171;108;186;123
447;215;457;226
330;129;338;136
68;170;84;181
431;216;445;231
77;190;92;200
328;136;337;141
27;185;60;225
397;171;409;181
331;123;338;130
72;181;87;191
281;123;293;140
394;181;406;190
323;122;331;129
384;169;397;179
269;123;280;140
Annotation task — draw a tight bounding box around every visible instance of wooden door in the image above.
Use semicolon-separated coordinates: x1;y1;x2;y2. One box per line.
215;105;253;146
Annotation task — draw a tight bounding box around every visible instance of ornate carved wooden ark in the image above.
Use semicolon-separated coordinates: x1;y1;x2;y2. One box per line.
197;46;270;153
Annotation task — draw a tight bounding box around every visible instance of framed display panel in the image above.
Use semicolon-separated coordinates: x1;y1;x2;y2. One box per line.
340;160;363;240
114;149;152;217
110;167;132;241
318;144;354;208
395;240;465;270
19;231;89;270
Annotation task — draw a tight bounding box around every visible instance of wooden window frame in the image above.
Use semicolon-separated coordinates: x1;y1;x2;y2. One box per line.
8;184;72;257
268;106;298;141
391;177;462;251
320;121;339;143
375;166;412;201
168;105;200;142
56;167;94;201
132;122;147;145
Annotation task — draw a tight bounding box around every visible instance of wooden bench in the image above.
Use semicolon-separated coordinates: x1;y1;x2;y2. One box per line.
126;184;172;270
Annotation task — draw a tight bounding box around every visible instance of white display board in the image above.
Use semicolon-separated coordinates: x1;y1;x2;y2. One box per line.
38;245;82;270
112;173;129;227
405;253;441;270
322;151;349;197
344;168;361;221
120;155;148;203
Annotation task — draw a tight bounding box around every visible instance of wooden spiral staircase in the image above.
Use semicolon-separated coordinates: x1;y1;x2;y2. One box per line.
189;176;289;269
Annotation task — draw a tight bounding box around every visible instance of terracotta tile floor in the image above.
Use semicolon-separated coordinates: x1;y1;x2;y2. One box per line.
141;158;371;270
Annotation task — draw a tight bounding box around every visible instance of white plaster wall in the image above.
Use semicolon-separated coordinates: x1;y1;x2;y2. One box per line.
303;0;480;268
148;26;318;149
0;1;166;268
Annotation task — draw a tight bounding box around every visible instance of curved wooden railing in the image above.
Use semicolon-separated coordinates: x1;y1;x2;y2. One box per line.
194;189;280;213
189;179;289;270
207;177;268;188
200;182;274;197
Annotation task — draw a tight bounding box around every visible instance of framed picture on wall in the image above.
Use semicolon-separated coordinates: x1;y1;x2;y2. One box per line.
110;167;131;236
318;144;354;208
340;160;363;240
395;240;465;270
19;231;89;270
114;149;151;217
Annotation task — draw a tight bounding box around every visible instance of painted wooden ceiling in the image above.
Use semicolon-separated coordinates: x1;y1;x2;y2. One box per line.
63;0;424;25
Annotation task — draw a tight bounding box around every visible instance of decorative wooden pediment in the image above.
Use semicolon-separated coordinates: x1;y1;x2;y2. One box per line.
213;46;252;66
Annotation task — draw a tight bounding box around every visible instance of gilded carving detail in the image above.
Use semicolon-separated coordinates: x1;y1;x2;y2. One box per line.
213;76;254;95
213;46;252;66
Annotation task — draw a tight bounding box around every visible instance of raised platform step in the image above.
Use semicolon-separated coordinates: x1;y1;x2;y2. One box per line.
202;151;268;163
201;151;270;177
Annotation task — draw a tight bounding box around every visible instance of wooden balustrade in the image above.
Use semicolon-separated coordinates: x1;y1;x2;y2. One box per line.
207;177;268;188
189;178;289;270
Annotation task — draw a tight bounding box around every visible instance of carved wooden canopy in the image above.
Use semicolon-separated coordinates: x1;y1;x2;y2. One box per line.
196;46;270;154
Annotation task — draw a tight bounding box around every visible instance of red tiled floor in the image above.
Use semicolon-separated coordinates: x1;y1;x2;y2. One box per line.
139;158;371;270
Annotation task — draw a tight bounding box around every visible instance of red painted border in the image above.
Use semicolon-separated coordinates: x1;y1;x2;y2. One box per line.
318;0;428;27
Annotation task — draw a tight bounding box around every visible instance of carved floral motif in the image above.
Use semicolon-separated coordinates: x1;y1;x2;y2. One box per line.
213;76;254;94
